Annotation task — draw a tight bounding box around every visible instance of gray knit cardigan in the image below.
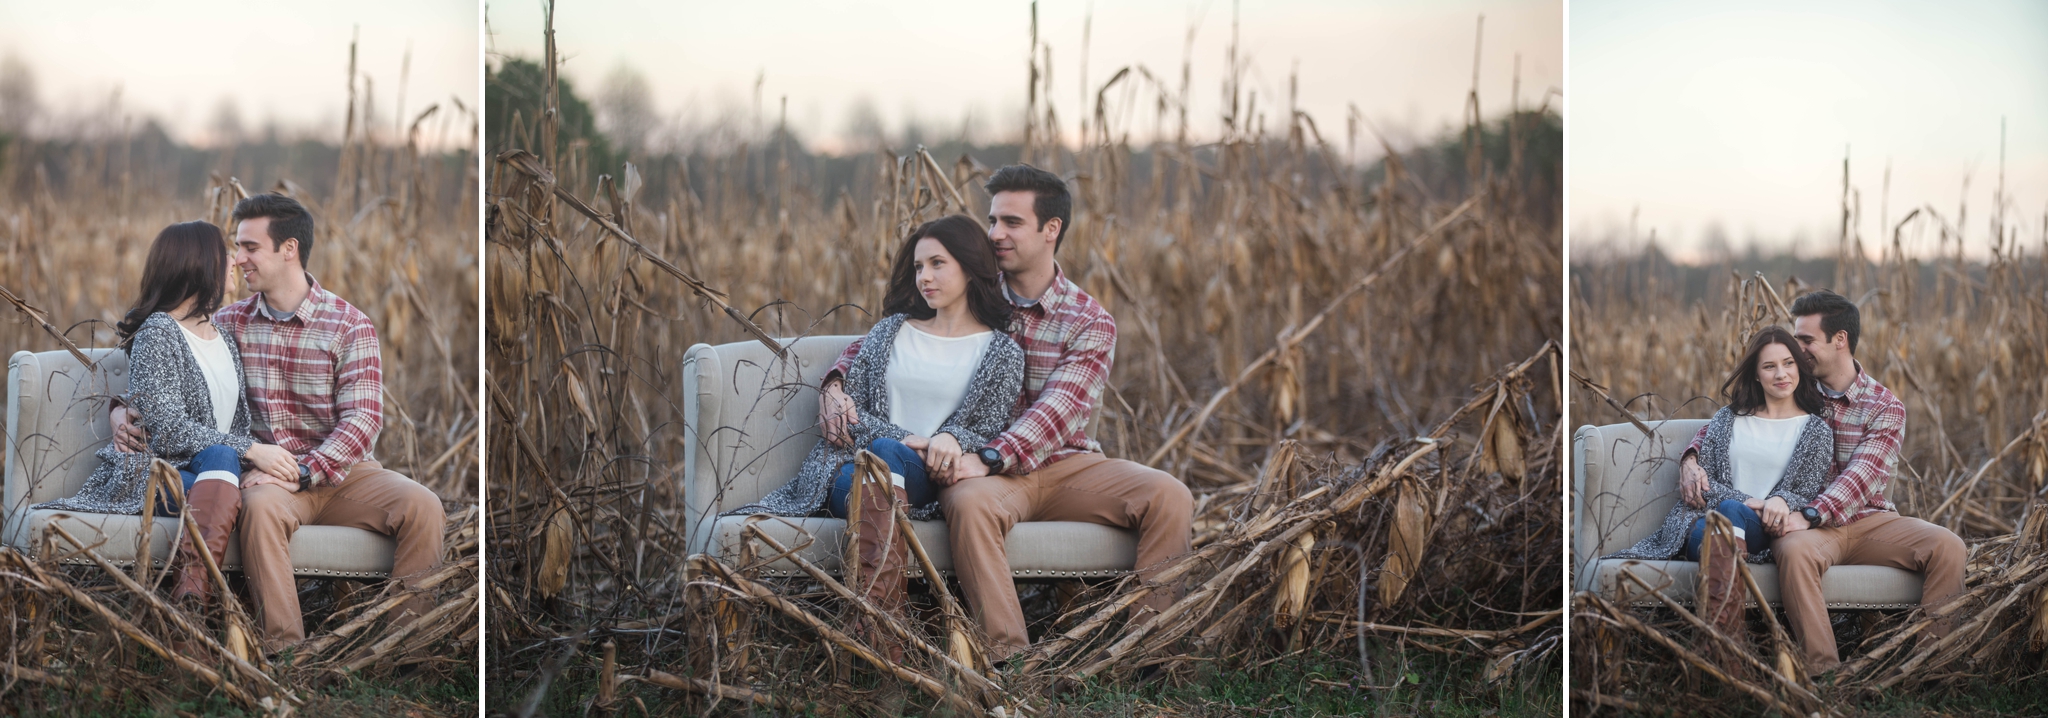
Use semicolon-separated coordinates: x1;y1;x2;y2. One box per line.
35;312;254;515
1604;406;1835;563
726;313;1024;521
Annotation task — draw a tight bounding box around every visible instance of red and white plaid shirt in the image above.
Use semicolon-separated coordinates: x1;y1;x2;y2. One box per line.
831;265;1112;475
1688;363;1903;526
214;274;384;486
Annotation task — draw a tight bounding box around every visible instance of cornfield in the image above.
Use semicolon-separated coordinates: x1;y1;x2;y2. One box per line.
489;4;1561;715
0;38;480;716
1569;170;2048;713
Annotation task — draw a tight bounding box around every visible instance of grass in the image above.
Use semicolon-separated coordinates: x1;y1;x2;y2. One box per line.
20;670;477;718
1048;653;1560;718
493;648;1556;717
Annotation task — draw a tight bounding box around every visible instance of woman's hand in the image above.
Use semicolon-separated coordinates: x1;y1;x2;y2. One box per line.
244;444;299;485
1759;496;1792;535
925;433;963;485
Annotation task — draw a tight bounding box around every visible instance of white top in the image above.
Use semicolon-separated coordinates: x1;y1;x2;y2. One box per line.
1730;413;1811;500
885;323;994;439
177;321;241;435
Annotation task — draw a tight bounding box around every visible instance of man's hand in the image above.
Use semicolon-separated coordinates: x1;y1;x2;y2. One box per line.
111;405;150;453
819;378;858;448
1679;454;1708;508
240;469;300;493
244;444;298;484
949;452;991;482
925;433;963;484
1778;513;1812;534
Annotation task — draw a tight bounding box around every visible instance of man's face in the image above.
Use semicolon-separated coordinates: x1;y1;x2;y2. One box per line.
1791;314;1846;377
987;190;1058;275
232;217;298;294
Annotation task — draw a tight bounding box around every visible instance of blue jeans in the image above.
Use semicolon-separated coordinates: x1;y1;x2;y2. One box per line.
1681;498;1773;560
157;444;241;514
826;438;937;519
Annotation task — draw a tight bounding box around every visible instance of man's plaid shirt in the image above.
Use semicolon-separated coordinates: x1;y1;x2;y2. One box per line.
213;275;384;486
1689;363;1904;527
830;266;1111;475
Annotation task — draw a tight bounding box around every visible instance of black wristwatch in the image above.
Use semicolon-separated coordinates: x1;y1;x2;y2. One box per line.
297;463;315;491
1800;506;1822;527
975;446;1005;473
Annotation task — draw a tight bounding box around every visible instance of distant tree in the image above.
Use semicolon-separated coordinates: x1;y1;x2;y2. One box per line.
486;57;617;175
843;96;885;152
210;97;245;147
1701;221;1732;264
597;64;658;158
0;53;41;138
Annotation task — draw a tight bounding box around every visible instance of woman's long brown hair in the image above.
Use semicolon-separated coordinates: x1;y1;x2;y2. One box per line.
116;221;229;350
1720;325;1826;417
881;214;1012;333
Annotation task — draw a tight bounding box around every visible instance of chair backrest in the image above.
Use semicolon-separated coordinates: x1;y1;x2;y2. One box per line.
681;336;856;555
6;349;130;519
1571;419;1708;573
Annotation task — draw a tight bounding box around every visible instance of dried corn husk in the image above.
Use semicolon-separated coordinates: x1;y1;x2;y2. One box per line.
1380;477;1431;606
1273;530;1315;627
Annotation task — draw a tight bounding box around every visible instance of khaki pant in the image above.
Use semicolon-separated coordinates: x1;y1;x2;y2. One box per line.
1774;512;1966;672
241;461;446;649
940;453;1194;660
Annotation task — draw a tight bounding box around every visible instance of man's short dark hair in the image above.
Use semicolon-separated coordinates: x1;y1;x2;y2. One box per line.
1790;289;1859;354
984;164;1072;251
232;193;316;269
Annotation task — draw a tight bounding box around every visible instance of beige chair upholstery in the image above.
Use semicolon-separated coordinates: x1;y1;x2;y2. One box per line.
681;336;1137;578
1573;420;1921;608
6;349;395;578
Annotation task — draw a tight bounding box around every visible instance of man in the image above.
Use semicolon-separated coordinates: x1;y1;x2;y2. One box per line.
115;194;445;654
1677;289;1964;674
818;164;1194;662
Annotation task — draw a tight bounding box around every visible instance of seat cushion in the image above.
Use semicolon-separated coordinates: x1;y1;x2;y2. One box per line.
705;516;1138;579
1584;558;1924;609
7;508;395;579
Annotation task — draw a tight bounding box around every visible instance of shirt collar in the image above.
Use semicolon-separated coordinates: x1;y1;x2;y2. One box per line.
1002;264;1072;312
1820;360;1870;402
257;273;325;323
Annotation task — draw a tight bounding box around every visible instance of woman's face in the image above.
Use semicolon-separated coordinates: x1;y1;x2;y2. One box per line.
914;237;968;312
1756;341;1799;401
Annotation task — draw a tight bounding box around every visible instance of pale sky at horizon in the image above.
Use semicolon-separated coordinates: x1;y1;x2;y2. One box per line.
1571;0;2048;260
0;0;479;148
485;0;1562;158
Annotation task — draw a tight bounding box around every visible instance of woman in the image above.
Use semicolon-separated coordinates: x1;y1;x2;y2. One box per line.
36;221;297;605
1604;325;1835;658
731;213;1024;650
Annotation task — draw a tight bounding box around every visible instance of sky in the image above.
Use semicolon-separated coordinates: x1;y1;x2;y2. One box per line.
486;0;1562;158
0;0;479;148
1570;0;2048;261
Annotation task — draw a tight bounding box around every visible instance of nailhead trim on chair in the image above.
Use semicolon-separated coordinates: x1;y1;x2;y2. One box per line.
751;566;1131;579
1625;596;1918;610
57;556;392;579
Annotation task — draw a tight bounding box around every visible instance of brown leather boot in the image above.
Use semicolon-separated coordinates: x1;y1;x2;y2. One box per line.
172;479;242;605
1696;522;1749;672
849;479;911;663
